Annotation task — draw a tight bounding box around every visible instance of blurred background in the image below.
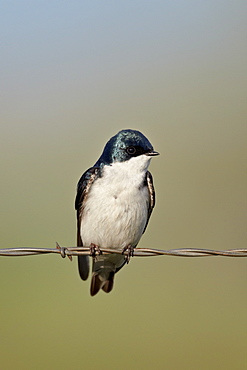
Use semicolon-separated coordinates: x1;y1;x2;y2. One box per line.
0;1;246;369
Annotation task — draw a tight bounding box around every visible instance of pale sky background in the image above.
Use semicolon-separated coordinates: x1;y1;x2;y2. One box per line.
0;1;246;369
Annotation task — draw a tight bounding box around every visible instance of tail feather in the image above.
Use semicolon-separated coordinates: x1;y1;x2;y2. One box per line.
90;257;119;296
80;254;126;296
101;272;114;293
90;273;104;296
90;272;115;296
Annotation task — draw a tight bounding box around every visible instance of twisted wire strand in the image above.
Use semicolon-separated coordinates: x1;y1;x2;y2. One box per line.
0;245;246;258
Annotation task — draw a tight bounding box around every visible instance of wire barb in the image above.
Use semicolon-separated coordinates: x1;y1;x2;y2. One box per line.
0;246;246;258
56;242;73;260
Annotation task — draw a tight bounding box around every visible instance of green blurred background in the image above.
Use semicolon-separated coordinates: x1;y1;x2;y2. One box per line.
1;1;246;369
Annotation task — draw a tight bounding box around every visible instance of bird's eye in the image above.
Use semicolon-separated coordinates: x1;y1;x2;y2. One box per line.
126;146;136;155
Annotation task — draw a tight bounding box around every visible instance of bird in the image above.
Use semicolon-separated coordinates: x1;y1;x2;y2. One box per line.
75;129;159;296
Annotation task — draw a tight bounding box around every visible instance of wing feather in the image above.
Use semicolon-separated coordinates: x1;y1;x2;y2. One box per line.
142;170;156;234
75;167;100;280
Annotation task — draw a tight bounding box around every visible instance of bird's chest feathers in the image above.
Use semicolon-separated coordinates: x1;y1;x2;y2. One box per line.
89;157;149;209
80;157;150;248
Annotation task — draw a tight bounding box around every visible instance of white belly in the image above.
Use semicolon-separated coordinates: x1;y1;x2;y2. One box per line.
80;156;150;250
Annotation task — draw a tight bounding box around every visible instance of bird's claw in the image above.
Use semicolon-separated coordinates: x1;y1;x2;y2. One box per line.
122;245;134;264
89;243;102;259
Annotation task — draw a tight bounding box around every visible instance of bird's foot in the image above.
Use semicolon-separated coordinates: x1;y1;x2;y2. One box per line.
122;245;134;264
89;243;102;259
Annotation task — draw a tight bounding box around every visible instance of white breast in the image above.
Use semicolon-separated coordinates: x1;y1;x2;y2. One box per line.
80;155;151;250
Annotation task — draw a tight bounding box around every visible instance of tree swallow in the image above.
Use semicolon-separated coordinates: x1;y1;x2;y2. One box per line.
75;129;159;296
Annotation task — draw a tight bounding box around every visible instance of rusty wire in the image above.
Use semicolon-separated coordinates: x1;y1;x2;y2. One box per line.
0;244;246;259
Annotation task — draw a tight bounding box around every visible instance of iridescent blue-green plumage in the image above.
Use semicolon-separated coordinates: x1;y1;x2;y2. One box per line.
95;129;156;166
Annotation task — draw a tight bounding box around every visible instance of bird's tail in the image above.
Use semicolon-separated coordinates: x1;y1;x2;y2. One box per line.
90;254;126;296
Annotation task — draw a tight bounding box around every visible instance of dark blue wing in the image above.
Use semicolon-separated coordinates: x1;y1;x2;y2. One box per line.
75;167;100;280
142;171;156;234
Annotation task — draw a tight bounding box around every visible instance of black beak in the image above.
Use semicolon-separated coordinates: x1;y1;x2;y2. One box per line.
146;150;160;157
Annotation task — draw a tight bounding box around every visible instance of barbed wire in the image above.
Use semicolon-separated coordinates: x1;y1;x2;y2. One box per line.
0;244;246;259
